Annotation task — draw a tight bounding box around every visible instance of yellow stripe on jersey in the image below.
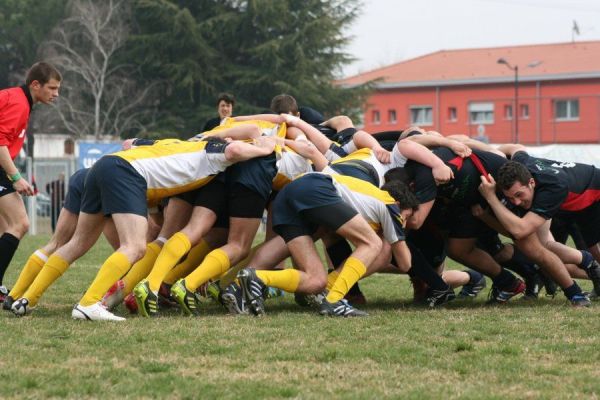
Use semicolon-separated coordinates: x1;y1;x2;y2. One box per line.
114;139;230;204
331;148;373;164
330;174;396;204
115;139;209;162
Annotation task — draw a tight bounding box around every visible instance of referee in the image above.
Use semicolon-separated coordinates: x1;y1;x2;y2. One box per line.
0;62;61;301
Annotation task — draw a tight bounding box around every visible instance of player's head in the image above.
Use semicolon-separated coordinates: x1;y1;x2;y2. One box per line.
497;161;535;209
216;92;235;119
270;94;299;116
384;167;414;187
381;180;419;224
399;126;426;140
26;62;61;104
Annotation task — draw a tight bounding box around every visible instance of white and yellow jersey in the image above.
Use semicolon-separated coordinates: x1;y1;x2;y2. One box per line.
208;117;287;138
272;147;313;191
332;147;408;188
323;170;406;244
114;139;231;204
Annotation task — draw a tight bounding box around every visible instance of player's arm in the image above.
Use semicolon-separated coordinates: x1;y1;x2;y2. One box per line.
397;139;453;184
351;131;390;163
283;136;329;171
233;114;285;124
446;134;506;157
405;133;471;158
0;145;33;196
478;174;546;239
406;199;434;230
281;114;333;155
390;240;411;273
204;124;262;141
471;204;512;237
224;136;277;162
496;144;526;158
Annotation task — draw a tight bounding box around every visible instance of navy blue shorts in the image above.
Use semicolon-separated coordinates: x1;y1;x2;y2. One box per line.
226;153;277;201
63;168;89;214
80;156;147;217
272;174;357;241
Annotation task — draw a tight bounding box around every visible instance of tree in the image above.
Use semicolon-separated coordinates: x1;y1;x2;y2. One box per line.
0;0;67;88
128;0;368;136
42;0;159;138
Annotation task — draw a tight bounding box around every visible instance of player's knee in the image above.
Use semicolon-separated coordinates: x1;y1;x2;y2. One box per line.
121;243;146;263
10;215;30;238
306;274;327;293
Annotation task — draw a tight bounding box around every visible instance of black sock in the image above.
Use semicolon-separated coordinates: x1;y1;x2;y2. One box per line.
563;281;583;299
408;244;449;291
464;269;483;284
0;233;20;285
578;250;593;271
326;240;352;268
502;248;537;278
491;268;517;289
326;240;362;295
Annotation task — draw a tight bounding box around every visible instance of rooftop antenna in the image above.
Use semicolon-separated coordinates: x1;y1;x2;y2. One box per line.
572;20;580;43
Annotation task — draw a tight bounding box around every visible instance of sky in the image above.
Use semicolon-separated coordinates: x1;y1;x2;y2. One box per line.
342;0;600;77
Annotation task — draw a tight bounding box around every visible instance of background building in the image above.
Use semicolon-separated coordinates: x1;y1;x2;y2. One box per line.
338;41;600;144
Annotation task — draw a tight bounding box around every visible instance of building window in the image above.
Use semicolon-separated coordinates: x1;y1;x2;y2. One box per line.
410;106;433;125
469;102;494;124
520;104;529;119
554;99;579;121
388;109;397;124
447;107;457;122
372;110;380;125
504;105;512;120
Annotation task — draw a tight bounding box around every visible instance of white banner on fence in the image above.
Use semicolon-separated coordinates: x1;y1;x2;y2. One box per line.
523;144;600;167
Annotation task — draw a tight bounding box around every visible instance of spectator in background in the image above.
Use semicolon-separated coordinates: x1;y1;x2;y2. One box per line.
46;172;66;232
202;93;235;132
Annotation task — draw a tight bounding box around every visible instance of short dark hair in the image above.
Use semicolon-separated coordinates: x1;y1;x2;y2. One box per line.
26;62;62;86
381;180;419;211
497;161;532;191
270;94;298;114
217;92;235;106
384;167;414;186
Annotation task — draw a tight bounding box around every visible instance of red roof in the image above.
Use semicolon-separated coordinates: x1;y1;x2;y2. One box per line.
338;41;600;88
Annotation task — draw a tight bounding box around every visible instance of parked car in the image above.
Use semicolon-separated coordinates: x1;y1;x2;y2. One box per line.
36;192;51;217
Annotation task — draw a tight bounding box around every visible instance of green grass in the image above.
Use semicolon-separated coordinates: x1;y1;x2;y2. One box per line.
1;235;600;399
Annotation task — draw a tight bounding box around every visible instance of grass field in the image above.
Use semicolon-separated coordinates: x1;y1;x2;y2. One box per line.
1;235;600;399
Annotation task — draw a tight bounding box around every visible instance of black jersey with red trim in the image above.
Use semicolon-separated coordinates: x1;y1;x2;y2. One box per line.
405;147;507;206
511;151;600;218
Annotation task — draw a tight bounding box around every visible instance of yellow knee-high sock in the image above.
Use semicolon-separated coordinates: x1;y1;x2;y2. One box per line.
326;257;367;303
256;269;300;293
122;242;162;294
184;249;230;291
146;232;191;292
326;270;340;291
218;244;261;288
80;252;132;306
163;240;211;285
9;249;48;299
22;253;70;307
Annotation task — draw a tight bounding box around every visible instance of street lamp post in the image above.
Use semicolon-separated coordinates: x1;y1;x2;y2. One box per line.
497;58;519;143
497;58;542;144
